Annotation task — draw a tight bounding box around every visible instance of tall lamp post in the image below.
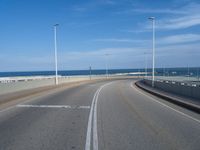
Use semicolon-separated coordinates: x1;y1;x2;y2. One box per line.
89;66;92;80
148;17;155;87
54;24;59;85
144;52;147;78
105;53;110;79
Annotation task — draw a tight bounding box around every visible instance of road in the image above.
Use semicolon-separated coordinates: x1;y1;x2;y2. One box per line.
0;79;199;150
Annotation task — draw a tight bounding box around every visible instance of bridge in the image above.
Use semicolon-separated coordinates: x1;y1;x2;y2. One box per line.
0;78;199;150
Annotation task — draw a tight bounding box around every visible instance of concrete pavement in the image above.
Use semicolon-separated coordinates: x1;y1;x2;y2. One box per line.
0;79;199;150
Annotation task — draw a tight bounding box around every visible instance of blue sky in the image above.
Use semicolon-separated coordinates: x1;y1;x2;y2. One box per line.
0;0;200;71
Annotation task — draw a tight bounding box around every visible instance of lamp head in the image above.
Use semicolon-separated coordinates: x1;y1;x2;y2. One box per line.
148;17;155;20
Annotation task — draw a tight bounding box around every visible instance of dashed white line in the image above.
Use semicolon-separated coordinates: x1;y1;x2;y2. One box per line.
130;82;200;124
79;106;91;109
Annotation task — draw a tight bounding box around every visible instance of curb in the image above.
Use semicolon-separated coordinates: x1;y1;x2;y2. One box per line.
135;81;200;114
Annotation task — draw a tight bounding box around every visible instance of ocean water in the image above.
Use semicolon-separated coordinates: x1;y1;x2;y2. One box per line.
0;67;199;77
155;67;200;77
0;69;137;77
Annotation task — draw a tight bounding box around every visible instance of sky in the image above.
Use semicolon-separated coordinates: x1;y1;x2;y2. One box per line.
0;0;200;71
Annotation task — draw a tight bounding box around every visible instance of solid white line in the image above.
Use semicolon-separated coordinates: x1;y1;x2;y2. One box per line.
93;82;114;150
16;104;90;109
85;88;99;150
130;82;200;124
93;89;100;150
85;82;114;150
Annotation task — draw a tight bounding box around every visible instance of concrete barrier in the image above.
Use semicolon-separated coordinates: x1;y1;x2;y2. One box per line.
142;79;200;101
135;81;200;113
0;76;103;95
0;75;132;95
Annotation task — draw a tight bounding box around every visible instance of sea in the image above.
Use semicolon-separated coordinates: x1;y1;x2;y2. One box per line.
0;67;199;78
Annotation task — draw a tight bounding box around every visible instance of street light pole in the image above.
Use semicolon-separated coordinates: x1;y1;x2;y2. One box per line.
149;17;155;87
105;54;111;79
54;24;59;85
144;52;147;78
89;66;92;80
105;54;109;79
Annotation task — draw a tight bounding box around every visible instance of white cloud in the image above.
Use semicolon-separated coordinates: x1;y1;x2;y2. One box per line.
1;43;199;71
57;43;200;69
157;14;200;30
93;38;149;43
123;2;200;31
56;47;149;70
115;1;189;15
71;0;118;13
61;47;146;58
156;3;200;30
119;29;150;33
159;34;200;44
130;8;186;14
158;43;200;53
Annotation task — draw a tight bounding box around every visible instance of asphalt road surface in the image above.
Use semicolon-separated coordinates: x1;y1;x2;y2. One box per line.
0;79;199;150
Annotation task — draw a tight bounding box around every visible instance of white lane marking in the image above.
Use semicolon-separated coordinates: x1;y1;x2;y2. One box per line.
16;104;90;109
130;82;200;124
79;106;91;109
85;82;114;150
85;88;99;150
93;89;99;150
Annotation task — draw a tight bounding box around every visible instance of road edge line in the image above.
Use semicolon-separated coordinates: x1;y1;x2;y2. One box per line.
135;81;200;114
131;82;200;124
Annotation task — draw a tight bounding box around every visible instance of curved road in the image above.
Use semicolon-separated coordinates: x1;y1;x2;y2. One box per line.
0;79;199;150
